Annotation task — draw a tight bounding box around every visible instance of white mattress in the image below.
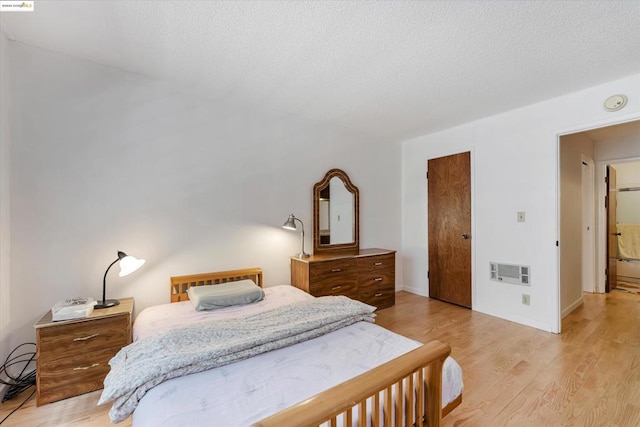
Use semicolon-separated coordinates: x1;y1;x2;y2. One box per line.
132;286;463;426
134;285;313;341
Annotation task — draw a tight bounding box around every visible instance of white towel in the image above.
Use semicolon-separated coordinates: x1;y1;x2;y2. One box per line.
618;224;640;260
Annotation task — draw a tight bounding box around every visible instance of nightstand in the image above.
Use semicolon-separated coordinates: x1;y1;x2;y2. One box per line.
33;297;133;406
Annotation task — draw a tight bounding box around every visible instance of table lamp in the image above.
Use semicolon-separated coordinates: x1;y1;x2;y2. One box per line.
282;214;310;258
96;250;145;309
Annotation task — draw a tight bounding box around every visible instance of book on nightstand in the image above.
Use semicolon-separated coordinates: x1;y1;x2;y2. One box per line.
51;297;97;321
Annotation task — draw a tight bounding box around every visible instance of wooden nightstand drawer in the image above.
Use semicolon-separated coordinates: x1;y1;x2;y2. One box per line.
38;315;130;363
34;298;133;406
36;352;114;405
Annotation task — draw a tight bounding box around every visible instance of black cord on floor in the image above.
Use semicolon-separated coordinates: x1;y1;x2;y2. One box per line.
0;389;35;425
0;343;36;425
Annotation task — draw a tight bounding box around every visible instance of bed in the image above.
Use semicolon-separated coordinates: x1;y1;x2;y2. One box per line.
100;268;463;426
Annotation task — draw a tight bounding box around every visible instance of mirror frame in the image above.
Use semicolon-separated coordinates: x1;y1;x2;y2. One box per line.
313;168;359;254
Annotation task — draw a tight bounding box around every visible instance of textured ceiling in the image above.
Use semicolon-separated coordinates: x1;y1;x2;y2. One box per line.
2;1;640;141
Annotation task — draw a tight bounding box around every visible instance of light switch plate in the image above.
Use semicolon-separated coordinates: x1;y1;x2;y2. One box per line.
517;212;525;222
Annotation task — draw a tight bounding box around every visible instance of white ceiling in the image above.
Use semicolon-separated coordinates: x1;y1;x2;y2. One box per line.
2;1;640;142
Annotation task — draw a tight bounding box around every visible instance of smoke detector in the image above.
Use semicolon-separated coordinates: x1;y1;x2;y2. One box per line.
603;94;628;112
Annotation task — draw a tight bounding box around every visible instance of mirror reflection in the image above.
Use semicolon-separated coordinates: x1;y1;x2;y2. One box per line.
318;177;355;245
313;169;359;253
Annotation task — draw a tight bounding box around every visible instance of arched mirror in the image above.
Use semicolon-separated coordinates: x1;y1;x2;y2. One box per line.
313;169;359;254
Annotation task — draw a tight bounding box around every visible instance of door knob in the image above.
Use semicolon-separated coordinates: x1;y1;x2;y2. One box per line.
462;234;470;240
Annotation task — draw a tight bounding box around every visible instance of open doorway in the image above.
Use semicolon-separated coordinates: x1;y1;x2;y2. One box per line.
604;160;640;292
559;119;640;321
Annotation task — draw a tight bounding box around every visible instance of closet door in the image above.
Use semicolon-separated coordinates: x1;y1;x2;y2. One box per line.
428;151;472;308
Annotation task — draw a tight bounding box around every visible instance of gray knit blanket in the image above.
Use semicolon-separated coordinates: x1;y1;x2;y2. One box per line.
98;296;376;423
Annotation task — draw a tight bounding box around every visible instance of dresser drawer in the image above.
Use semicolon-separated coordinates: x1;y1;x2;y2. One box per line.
358;270;394;289
308;259;357;297
38;315;130;363
310;280;358;298
360;284;395;310
357;253;395;273
357;253;395;309
310;259;357;280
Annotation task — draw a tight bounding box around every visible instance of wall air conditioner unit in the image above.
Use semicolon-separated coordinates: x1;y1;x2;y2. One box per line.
490;262;530;286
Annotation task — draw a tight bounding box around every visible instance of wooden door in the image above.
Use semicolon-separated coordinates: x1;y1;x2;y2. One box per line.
606;165;618;292
428;151;471;308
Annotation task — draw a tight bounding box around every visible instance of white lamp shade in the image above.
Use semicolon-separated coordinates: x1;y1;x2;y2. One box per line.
118;255;146;277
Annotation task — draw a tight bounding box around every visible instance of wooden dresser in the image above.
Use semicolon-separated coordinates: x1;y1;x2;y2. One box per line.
34;298;133;406
290;248;396;309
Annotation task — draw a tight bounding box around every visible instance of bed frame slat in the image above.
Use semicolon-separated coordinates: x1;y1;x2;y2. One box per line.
406;372;414;425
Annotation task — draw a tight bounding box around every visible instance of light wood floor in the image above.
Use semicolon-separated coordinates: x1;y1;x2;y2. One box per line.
2;290;639;426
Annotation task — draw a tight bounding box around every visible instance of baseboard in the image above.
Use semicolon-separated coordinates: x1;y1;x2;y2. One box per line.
562;296;584;319
473;304;557;333
401;285;428;297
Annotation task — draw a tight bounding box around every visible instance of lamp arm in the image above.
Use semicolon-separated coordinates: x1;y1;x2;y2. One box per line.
102;257;119;303
294;217;306;256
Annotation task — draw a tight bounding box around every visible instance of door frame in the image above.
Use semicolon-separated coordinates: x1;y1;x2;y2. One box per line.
556;113;640;333
425;149;476;309
581;155;596;293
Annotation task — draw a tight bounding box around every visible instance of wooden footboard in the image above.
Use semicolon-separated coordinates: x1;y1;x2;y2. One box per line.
252;340;453;427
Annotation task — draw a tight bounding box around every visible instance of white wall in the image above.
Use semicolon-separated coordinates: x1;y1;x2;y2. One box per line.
0;30;11;372
615;161;640;187
595;133;640;161
616;161;640;224
401;73;640;333
559;133;593;316
5;42;402;350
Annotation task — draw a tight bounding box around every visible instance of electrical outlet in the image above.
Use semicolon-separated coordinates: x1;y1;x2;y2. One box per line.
522;294;530;305
517;212;525;222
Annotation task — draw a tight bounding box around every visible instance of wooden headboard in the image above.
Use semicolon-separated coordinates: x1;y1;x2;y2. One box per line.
170;267;263;302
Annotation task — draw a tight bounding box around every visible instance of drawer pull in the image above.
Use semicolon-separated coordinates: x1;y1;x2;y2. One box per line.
331;269;342;273
375;292;383;297
73;363;100;371
332;286;341;290
374;277;383;281
374;262;383;266
73;333;100;341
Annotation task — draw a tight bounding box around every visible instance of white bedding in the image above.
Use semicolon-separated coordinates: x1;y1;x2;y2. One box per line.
134;285;313;341
132;285;463;426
